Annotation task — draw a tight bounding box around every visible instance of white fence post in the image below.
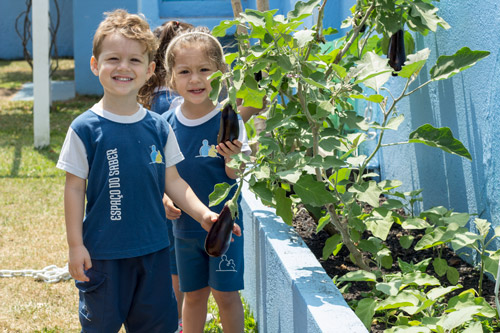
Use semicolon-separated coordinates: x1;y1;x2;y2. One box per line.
32;0;51;148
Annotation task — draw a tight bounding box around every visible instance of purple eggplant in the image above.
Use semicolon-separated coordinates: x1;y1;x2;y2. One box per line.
217;103;240;144
254;70;263;82
388;29;406;76
205;203;235;257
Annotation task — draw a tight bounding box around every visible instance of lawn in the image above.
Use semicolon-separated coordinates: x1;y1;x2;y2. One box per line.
0;60;256;332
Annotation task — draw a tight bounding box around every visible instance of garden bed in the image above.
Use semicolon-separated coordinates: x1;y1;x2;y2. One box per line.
292;206;497;332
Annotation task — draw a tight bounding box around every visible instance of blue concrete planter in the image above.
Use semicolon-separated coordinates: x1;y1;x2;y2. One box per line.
240;182;368;332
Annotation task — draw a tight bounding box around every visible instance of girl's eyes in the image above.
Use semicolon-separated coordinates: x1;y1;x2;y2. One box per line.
201;68;212;72
131;58;142;63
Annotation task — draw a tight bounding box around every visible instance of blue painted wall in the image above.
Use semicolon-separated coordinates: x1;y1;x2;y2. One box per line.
378;0;500;247
0;0;73;60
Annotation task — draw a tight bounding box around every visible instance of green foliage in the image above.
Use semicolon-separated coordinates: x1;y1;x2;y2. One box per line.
208;0;497;331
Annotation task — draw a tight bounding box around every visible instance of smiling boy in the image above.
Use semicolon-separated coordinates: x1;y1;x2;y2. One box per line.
57;9;221;332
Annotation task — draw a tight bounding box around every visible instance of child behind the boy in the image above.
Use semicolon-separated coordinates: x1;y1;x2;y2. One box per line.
56;10;235;332
162;27;251;333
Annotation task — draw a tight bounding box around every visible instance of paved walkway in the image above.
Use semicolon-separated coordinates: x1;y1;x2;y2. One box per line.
12;80;75;101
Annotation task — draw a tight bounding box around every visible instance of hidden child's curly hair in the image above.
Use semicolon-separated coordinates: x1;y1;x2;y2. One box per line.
138;20;194;109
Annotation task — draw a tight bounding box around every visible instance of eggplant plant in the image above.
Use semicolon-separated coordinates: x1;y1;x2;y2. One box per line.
207;0;494;329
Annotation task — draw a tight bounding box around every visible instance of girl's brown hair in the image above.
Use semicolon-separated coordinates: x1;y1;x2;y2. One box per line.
138;20;194;108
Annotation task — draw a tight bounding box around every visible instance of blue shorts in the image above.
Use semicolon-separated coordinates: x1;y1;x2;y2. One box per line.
167;220;178;275
76;247;178;332
175;230;244;293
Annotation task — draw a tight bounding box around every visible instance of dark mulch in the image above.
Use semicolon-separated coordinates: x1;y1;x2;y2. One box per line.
292;206;497;332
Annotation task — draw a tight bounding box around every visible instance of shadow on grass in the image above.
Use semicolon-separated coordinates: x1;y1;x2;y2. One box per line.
0;95;99;178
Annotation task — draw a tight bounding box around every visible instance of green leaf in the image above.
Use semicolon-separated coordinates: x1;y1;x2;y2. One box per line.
450;232;481;251
338;270;377;282
350;94;384;103
209;182;233;207
294;30;315;48
354;51;393;92
250;181;274;203
437;306;483;331
430;47;490;81
409;124;472;160
240;10;267;28
433;258;448;277
402;217;431;230
446;266;459;285
474;218;491;237
316;213;331;233
426;285;462;301
275;187;293;225
377;290;419;311
365;209;394;240
355;298;377;330
482;254;499;277
399;48;430;78
399;235;414;249
294;175;337;207
276;169;302;184
408;1;450;33
287;0;321;21
322;234;342;260
302;76;329;90
237;85;267;109
212;19;238;37
349;181;382;208
401;272;441;287
376;281;402;296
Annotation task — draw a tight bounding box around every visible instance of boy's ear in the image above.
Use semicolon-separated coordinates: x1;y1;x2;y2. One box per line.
147;61;156;80
90;56;99;76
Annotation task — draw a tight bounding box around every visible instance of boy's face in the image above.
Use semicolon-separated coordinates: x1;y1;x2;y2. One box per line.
91;32;154;102
171;45;217;107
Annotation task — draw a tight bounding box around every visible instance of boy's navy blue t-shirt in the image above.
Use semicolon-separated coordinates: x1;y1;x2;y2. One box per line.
57;104;184;260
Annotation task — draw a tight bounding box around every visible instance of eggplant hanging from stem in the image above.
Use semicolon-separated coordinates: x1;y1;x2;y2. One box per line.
388;29;406;76
217;103;240;144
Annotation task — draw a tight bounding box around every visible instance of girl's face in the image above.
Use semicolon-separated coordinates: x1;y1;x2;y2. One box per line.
171;45;217;108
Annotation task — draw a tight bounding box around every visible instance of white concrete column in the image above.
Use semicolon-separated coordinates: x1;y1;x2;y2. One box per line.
32;0;51;148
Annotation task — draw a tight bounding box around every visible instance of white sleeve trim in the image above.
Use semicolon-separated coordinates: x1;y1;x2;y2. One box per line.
56;127;89;179
164;123;185;168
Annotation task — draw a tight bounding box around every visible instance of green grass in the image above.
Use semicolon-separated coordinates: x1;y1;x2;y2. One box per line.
0;59;74;90
0;59;257;332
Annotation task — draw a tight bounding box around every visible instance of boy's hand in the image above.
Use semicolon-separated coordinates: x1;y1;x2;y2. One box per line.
216;140;242;159
163;194;181;220
68;245;92;282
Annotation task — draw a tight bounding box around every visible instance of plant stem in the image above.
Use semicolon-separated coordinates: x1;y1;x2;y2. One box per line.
333;3;375;65
327;204;372;271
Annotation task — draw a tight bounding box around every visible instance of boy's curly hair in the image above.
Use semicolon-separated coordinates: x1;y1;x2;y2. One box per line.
92;9;157;62
138;20;194;109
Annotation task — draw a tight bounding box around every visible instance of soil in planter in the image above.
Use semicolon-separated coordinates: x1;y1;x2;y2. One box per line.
292;206;497;332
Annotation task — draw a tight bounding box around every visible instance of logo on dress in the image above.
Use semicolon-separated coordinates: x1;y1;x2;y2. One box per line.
197;139;219;158
216;254;237;272
149;145;164;164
